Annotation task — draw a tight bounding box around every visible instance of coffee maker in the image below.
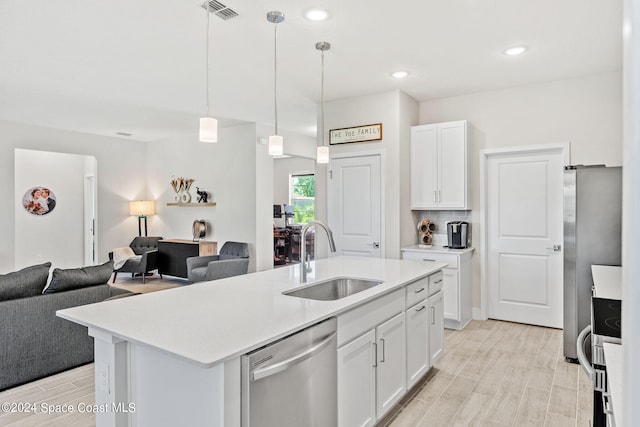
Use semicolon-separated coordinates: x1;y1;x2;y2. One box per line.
447;221;471;249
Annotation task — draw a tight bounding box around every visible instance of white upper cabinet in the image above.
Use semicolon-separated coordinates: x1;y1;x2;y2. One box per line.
410;120;471;210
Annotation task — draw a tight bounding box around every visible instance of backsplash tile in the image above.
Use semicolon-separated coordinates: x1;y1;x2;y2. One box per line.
411;210;473;246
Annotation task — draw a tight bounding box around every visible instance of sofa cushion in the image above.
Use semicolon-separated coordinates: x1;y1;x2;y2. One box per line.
43;261;114;294
0;262;51;301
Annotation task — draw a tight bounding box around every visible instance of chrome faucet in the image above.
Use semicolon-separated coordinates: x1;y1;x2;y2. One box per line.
300;220;337;283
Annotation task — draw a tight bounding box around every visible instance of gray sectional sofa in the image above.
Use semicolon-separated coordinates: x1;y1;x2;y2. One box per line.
0;261;133;391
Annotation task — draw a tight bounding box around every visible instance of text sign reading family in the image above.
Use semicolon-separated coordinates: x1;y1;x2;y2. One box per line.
329;123;383;145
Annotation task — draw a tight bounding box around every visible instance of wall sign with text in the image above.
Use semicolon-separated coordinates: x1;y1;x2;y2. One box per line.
329;123;383;145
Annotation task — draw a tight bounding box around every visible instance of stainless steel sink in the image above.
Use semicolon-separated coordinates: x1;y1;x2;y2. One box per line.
283;277;383;301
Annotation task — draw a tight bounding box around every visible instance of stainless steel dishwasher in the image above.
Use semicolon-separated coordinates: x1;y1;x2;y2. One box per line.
241;317;337;427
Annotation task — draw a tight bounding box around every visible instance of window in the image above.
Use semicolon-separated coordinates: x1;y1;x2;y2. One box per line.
289;173;315;224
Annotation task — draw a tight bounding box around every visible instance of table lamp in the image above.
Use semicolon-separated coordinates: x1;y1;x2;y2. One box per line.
129;200;155;236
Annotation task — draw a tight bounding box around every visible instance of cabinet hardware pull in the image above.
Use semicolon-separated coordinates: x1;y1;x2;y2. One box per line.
416;305;426;312
422;259;436;262
438;190;441;203
372;342;377;367
380;338;386;363
434;279;443;284
414;288;425;293
431;307;435;325
433;190;437;203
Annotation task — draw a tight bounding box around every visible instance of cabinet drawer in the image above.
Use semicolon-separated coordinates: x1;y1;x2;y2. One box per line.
415;253;458;269
429;271;444;296
406;277;428;307
338;289;404;347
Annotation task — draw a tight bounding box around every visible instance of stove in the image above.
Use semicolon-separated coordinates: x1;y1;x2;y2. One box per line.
592;297;622;339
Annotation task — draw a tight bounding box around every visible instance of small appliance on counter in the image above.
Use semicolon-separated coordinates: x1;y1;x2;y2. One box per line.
447;221;471;249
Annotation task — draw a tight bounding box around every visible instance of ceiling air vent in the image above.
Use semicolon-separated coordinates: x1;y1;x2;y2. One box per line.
201;0;239;20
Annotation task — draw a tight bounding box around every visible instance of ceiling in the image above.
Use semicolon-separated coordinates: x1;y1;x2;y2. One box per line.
0;0;622;142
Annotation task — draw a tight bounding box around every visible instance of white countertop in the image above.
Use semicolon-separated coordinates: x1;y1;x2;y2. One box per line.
57;256;446;368
402;244;475;255
592;265;622;300
604;342;623;426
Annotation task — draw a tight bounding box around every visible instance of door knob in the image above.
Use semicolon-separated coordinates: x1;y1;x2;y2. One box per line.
546;245;562;251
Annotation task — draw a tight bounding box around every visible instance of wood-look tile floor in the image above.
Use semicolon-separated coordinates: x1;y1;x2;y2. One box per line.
0;320;592;427
380;320;593;427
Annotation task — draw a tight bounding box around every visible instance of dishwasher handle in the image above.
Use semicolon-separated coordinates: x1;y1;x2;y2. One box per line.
251;332;337;382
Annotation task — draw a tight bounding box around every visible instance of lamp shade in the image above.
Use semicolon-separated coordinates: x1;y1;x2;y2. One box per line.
200;117;218;143
316;146;330;164
129;200;155;216
268;135;284;156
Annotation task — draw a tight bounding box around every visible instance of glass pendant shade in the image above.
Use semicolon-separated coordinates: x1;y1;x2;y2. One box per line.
268;135;284;155
316;145;330;164
199;117;218;143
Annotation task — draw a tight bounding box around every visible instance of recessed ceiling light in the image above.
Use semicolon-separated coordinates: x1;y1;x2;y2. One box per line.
503;46;528;56
391;71;410;79
304;9;330;21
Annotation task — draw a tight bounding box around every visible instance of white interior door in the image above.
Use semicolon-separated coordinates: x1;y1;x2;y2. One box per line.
328;155;382;257
486;147;565;328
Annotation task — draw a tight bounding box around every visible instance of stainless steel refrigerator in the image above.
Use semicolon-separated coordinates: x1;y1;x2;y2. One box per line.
563;165;622;361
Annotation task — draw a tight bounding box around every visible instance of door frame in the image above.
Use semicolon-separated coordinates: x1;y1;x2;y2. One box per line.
478;143;570;320
328;149;386;258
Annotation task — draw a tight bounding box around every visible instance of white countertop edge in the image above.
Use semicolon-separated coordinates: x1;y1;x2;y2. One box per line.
57;258;448;368
591;265;622;300
402;245;475;255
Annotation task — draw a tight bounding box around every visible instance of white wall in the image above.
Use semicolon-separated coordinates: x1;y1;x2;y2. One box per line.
324;90;419;259
419;71;623;310
14;149;94;269
0;120;147;273
146;123;274;273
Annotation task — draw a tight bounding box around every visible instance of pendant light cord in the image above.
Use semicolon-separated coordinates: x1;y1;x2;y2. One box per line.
205;0;211;117
273;23;279;135
320;48;325;147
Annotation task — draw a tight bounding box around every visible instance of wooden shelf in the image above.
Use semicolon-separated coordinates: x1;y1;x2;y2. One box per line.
166;202;216;207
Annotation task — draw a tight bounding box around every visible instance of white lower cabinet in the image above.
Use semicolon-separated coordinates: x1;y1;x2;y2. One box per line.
337;271;444;426
337;330;377;427
429;290;444;364
401;248;474;330
337;313;406;427
375;313;406;418
406;300;429;389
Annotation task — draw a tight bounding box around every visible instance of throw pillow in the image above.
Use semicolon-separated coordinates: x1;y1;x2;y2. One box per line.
0;262;52;301
43;261;114;294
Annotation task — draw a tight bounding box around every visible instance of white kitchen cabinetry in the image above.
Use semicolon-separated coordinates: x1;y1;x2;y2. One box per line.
402;247;474;330
337;271;444;426
429;290;444;364
337;330;377;427
375;313;406;418
410;120;471;210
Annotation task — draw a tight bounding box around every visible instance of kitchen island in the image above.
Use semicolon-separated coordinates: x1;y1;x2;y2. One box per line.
58;256;446;427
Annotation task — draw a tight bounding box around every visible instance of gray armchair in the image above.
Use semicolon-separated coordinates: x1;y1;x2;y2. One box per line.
186;241;250;283
109;236;163;284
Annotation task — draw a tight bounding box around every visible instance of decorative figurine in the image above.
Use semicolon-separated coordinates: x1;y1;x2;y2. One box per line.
196;187;209;203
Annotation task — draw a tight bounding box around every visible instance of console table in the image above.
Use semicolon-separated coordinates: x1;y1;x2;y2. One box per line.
158;239;218;278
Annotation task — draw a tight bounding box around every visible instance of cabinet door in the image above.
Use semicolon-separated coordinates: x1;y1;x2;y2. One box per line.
442;268;459;321
410;125;438;209
376;312;406;419
338;330;376;427
429;290;444;364
406;301;429;389
437;121;467;208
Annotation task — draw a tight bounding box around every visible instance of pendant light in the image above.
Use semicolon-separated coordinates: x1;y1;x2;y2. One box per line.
316;42;331;164
267;11;285;156
200;0;218;143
